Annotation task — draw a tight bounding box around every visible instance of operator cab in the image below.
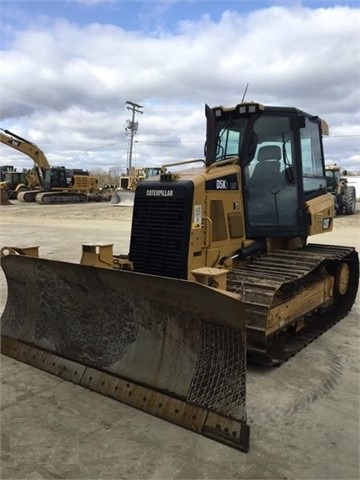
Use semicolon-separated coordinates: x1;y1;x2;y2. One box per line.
325;168;341;191
209;103;329;238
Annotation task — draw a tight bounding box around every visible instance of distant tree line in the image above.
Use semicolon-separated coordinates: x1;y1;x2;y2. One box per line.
90;168;119;188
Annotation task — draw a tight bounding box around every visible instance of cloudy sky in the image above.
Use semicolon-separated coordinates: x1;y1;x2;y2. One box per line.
1;0;359;175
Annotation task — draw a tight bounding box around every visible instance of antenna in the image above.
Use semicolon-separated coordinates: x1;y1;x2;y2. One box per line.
241;83;249;103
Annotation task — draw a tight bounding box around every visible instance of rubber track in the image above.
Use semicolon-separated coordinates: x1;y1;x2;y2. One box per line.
227;244;359;366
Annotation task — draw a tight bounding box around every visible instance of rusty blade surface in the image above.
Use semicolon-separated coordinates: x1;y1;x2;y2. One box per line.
1;336;249;452
1;254;247;422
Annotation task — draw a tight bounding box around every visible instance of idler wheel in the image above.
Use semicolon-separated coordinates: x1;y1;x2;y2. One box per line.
335;262;350;295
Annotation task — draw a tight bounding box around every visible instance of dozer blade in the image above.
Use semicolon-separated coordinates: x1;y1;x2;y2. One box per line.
110;190;120;204
0;189;11;205
110;190;135;206
1;252;249;452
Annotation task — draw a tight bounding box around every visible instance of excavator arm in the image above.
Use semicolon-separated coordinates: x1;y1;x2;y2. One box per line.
0;129;50;180
24;167;42;190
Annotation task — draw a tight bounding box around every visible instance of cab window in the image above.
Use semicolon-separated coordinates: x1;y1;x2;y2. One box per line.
300;118;326;193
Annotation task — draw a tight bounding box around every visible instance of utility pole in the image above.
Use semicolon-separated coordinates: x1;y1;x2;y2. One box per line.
125;101;144;172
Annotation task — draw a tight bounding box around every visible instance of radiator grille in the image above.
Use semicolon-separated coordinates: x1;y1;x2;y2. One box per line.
129;181;194;279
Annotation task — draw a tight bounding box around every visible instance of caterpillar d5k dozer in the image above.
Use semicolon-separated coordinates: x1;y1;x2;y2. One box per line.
1;101;359;450
109;101;357;366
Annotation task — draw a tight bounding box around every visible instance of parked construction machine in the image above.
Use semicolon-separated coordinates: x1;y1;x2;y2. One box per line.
0;129;47;192
0;168;12;204
30;165;99;204
111;166;163;205
1;101;359;452
325;164;356;215
0;165;17;204
0;129;99;203
0;165;35;204
0;167;41;198
0;165;15;181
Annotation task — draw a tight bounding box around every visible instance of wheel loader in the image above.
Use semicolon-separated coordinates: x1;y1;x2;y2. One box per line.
0;169;32;199
0;165;27;204
325;164;357;215
1;101;358;453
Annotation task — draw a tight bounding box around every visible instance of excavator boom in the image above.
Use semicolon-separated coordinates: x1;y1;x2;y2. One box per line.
0;129;50;170
1;129;102;204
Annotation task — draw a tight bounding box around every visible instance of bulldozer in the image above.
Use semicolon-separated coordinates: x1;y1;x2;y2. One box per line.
325;164;357;215
1;101;359;452
111;166;163;205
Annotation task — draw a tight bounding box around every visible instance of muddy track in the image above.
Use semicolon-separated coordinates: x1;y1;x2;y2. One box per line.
227;244;359;365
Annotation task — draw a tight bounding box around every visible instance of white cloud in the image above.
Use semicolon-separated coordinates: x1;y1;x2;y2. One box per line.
1;4;359;173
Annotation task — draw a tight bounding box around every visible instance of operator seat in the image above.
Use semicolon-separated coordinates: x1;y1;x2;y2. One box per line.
250;145;282;187
247;145;298;226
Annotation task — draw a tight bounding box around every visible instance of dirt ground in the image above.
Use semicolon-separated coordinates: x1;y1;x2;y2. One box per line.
0;201;359;479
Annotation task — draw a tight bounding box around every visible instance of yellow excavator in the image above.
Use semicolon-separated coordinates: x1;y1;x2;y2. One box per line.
0;129;48;192
0;129;98;204
1;101;358;452
0;132;44;204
